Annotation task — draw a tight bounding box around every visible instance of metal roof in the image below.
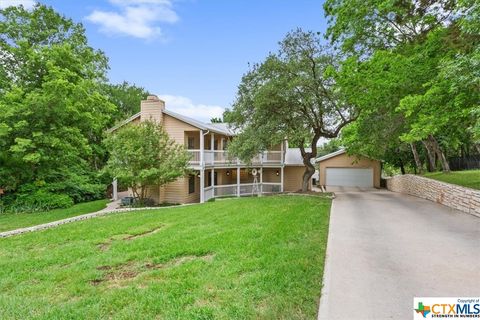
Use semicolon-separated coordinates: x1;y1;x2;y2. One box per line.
106;112;141;133
107;109;235;136
162;109;234;136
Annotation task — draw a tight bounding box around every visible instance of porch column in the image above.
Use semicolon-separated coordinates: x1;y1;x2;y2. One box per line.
200;169;205;203
281;140;284;164
199;130;204;166
112;178;118;200
211;132;215;163
236;167;240;197
259;168;263;196
211;168;214;187
280;166;284;192
200;130;205;203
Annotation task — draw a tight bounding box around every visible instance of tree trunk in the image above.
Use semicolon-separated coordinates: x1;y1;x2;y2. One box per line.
302;160;316;191
300;132;321;192
422;140;436;172
428;135;450;173
475;143;480;155
410;142;423;174
399;159;405;175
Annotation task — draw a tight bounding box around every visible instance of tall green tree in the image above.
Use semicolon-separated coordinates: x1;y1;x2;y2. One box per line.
0;4;115;201
324;0;456;54
102;81;150;123
225;29;356;191
326;0;479;173
104;121;191;202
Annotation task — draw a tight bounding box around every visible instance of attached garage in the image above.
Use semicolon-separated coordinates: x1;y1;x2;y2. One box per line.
316;149;381;188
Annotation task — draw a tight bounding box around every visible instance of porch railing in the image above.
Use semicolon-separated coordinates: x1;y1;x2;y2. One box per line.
204;186;214;202
187;150;283;166
208;182;282;199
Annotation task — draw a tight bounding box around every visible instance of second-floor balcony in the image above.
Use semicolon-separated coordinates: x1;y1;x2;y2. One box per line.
187;150;283;166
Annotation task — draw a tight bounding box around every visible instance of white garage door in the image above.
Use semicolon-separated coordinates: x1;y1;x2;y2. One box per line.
325;168;373;187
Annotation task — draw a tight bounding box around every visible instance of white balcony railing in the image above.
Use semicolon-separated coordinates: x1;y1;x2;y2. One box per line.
208;182;282;199
187;150;283;166
188;150;201;164
261;182;282;193
214;184;237;197
204;186;214;202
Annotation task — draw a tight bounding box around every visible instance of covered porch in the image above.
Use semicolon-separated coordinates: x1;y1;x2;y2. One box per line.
200;168;283;202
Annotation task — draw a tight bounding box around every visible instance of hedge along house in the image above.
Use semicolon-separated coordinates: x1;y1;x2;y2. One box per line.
109;95;313;204
315;149;381;188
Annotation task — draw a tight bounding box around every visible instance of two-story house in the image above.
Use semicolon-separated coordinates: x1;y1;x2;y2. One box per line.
110;95;312;204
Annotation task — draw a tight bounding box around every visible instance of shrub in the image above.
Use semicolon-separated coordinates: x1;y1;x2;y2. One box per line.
12;190;73;212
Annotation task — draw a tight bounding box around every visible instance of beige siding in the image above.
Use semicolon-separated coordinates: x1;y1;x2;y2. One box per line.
160;175;200;204
318;153;381;188
284;166;310;192
262;168;281;183
145;185;160;203
163;114;199;145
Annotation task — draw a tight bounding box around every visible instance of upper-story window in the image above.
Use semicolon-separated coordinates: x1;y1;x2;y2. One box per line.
214;139;219;150
187;137;195;149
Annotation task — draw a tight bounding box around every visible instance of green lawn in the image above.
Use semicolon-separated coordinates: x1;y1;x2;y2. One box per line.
0;199;109;232
0;195;330;319
424;170;480;190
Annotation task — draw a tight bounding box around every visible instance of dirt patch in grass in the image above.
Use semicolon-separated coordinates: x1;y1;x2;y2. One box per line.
90;262;139;287
145;253;215;270
96;226;164;251
96;265;112;271
97;242;111;251
123;226;163;240
89;279;103;286
89;252;214;288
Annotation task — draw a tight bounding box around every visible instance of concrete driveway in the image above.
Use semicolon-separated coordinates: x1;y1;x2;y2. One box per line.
318;189;480;320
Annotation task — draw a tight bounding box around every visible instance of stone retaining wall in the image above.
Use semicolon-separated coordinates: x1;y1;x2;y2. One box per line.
385;174;480;218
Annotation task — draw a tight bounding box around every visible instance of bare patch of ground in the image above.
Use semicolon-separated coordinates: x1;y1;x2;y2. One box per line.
89;253;214;287
123;226;163;241
96;225;164;251
145;253;215;270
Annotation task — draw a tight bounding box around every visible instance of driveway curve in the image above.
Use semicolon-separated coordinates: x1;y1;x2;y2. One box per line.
318;188;480;320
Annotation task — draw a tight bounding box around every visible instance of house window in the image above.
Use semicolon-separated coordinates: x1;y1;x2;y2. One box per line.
187;137;195;149
189;175;195;194
214;139;219;150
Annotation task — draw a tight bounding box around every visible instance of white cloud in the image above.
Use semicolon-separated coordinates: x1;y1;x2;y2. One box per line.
85;0;178;39
0;0;36;9
159;95;225;123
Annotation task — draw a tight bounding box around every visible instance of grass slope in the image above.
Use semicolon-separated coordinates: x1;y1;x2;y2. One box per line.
0;195;330;319
0;199;109;232
424;170;480;190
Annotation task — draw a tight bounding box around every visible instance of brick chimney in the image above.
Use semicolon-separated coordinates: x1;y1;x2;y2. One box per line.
140;95;165;123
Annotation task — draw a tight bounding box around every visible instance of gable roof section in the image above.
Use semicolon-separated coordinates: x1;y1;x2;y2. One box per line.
163;109;234;136
314;148;347;163
107;110;234;136
106;112;141;133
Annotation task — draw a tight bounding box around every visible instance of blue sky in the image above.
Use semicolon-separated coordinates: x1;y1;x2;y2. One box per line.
3;0;328;121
